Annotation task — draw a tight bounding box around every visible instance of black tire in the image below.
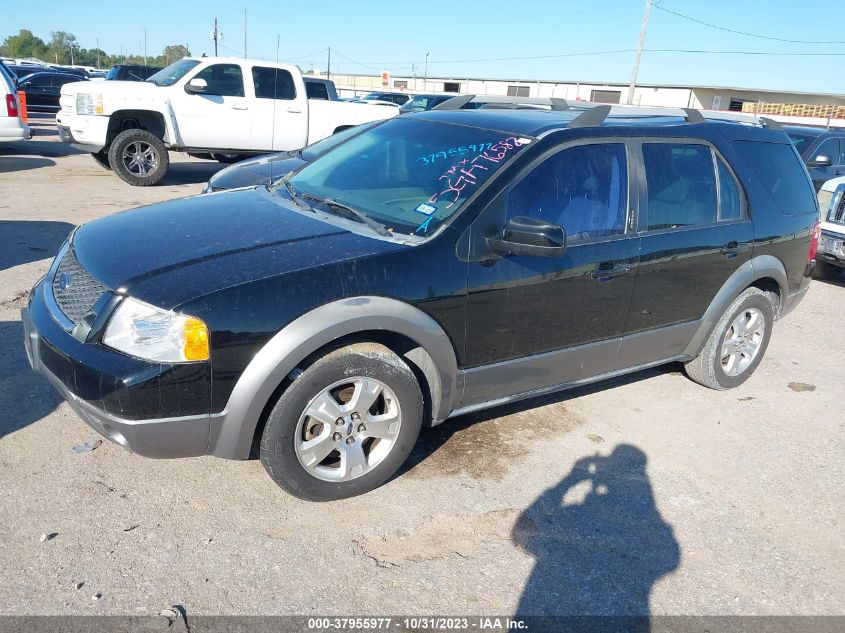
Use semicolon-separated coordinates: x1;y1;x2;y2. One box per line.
210;153;242;164
107;128;169;186
260;343;423;501
684;287;774;390
814;260;842;281
90;151;111;170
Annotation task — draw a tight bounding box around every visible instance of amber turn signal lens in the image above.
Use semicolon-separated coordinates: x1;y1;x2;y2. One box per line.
183;317;210;361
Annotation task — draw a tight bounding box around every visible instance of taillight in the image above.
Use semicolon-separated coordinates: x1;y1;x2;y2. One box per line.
5;93;18;118
808;221;821;262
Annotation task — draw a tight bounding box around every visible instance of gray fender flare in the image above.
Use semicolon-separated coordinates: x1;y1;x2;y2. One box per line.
209;296;459;459
681;254;788;358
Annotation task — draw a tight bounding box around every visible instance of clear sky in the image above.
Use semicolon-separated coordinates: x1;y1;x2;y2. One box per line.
2;0;844;93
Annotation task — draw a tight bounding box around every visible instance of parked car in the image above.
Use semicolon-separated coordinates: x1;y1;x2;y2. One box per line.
105;64;163;82
23;103;819;501
5;64;52;80
304;77;338;100
784;125;845;191
0;61;30;143
56;56;398;186
814;176;845;280
16;71;87;112
356;91;411;106
202;120;380;192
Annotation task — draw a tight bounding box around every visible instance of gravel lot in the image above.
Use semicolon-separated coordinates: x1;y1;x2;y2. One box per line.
0;115;843;620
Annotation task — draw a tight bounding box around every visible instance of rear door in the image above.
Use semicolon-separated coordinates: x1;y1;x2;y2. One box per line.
619;139;753;366
168;62;251;150
248;65;308;151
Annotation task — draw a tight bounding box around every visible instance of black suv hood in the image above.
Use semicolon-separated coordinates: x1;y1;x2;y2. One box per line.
72;187;401;308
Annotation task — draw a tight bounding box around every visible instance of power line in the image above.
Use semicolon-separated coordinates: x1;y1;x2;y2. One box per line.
653;4;845;45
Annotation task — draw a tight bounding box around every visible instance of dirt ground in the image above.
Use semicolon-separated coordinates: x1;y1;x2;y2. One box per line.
0;115;842;620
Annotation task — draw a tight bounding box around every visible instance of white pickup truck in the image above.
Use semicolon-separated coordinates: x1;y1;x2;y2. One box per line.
56;57;397;185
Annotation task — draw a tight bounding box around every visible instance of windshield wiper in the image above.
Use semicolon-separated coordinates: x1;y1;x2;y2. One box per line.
320;198;391;236
277;177;313;212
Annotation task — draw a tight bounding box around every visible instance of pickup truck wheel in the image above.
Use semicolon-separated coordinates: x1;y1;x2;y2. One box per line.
684;287;774;390
108;129;169;186
814;260;842;281
260;343;423;501
90;151;111;170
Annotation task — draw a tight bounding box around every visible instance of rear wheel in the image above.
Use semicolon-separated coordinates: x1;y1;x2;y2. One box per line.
684;287;774;390
260;343;423;501
814;260;842;281
107;128;169;186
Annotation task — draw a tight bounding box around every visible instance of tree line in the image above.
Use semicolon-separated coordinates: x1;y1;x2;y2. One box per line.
0;29;191;69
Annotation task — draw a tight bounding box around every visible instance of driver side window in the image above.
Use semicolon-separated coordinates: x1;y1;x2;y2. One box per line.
192;64;245;97
507;143;628;242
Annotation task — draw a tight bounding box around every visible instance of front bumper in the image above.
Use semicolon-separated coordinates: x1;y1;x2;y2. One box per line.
55;112;108;153
22;277;218;458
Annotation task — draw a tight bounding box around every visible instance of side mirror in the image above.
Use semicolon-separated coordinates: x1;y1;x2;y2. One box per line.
185;77;208;94
486;216;566;258
21;81;31;88
810;155;833;168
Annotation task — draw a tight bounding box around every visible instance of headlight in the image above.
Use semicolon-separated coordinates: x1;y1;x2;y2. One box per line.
102;297;209;362
76;93;103;115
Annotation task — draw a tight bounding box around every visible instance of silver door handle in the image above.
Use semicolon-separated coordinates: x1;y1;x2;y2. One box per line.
231;103;248;110
286;107;302;113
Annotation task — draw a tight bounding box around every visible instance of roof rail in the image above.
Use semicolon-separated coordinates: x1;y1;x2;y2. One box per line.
568;105;612;129
433;94;575;111
432;94;476;111
759;117;783;130
683;108;706;124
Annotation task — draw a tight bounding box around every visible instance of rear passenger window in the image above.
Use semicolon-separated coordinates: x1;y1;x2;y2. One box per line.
717;158;744;221
193;64;244;97
252;67;296;100
508;143;628;241
305;81;328;100
643;143;717;230
734;141;817;215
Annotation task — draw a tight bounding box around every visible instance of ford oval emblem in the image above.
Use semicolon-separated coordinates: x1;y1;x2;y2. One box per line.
58;272;73;291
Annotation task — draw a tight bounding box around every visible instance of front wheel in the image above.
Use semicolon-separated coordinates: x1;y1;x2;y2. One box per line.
684;287;774;390
260;343;423;501
814;260;842;281
107;128;169;186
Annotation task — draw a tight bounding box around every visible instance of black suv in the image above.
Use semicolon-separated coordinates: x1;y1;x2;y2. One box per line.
784;124;845;191
22;101;819;500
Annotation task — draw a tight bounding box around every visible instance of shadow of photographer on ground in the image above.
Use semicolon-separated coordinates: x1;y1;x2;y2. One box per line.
513;444;680;631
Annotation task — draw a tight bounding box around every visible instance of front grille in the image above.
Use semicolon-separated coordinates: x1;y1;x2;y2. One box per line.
51;249;109;324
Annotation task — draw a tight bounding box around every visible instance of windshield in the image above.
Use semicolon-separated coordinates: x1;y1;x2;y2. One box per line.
300;121;380;161
288;117;532;237
788;132;819;156
145;59;200;86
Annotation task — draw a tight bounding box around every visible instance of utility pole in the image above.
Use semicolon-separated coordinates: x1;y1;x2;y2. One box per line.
96;37;100;69
243;8;247;58
144;28;147;66
627;0;652;105
424;52;429;91
211;18;220;56
327;46;331;81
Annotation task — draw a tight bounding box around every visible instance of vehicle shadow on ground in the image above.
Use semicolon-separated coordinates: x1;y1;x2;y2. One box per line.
0;320;63;440
158;161;227;186
0;220;74;272
0;156;56;173
512;444;680;630
0;139;85;157
404;364;679;475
